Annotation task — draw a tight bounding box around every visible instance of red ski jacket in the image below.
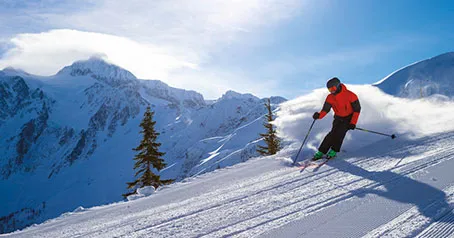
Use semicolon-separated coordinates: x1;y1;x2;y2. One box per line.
318;84;361;125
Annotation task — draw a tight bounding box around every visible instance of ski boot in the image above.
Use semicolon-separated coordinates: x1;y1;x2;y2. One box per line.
326;149;337;159
312;151;324;161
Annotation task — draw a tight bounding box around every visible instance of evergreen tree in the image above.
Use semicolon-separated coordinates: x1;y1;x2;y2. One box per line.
257;98;281;156
123;106;173;198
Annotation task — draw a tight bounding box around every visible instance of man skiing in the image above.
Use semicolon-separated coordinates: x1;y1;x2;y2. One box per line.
312;77;361;160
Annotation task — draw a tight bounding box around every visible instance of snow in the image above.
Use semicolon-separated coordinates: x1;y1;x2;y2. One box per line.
126;186;156;201
374;52;454;98
141;80;205;108
0;58;281;234
220;90;261;101
4;83;454;237
4;132;454;237
56;56;137;81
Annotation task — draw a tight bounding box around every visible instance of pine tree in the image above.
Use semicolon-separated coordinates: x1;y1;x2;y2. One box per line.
123;106;173;198
257;98;281;155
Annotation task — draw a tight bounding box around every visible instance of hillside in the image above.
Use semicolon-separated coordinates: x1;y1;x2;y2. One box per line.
0;57;285;233
374;52;454;99
4;85;454;237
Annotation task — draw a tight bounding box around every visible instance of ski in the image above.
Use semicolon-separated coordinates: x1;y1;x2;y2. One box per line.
296;156;334;173
310;157;333;172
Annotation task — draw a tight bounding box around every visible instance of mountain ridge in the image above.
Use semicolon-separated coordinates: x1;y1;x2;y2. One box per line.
374;52;454;98
0;57;285;233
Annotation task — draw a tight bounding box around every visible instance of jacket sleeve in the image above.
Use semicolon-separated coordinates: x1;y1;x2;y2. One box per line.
350;93;361;125
318;97;332;119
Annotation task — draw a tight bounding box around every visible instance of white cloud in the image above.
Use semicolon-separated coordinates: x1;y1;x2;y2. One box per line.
0;0;304;98
0;29;196;79
1;0;303;64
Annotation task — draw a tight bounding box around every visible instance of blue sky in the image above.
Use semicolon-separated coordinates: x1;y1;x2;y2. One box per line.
0;0;453;99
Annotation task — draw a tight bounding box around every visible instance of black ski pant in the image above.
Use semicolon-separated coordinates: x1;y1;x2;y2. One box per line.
318;115;352;154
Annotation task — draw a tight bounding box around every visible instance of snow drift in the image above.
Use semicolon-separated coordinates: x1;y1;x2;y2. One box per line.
275;84;454;158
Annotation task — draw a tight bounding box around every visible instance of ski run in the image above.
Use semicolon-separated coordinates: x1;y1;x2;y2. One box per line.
4;129;454;237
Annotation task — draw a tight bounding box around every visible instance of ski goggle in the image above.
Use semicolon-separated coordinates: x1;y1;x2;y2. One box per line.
328;85;337;93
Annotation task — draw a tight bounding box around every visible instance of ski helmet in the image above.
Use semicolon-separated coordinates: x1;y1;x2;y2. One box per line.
326;77;341;94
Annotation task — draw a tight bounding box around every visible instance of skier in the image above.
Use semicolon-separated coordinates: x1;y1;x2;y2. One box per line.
312;77;361;160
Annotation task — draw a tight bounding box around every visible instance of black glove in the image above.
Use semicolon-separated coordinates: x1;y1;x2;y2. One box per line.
312;112;320;120
348;124;356;130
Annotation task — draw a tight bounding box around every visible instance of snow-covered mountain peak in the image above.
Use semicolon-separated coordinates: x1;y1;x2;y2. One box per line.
56;57;137;82
220;90;260;102
141;80;206;108
432;51;454;60
0;55;285;234
374;52;454;98
1;67;30;77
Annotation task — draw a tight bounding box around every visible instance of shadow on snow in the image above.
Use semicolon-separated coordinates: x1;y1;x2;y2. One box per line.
330;158;453;226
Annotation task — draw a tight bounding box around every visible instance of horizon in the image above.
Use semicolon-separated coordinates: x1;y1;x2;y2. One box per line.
1;1;453;99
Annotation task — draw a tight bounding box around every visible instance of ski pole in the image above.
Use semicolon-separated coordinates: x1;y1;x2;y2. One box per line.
293;119;316;165
355;127;396;139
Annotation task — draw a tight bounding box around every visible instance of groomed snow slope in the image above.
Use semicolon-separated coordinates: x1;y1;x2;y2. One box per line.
4;85;454;238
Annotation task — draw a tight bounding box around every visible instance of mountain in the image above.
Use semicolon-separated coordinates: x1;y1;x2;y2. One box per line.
5;84;454;237
0;57;286;233
374;52;454;98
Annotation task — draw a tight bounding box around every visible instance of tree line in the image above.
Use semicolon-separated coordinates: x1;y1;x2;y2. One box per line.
124;98;281;197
